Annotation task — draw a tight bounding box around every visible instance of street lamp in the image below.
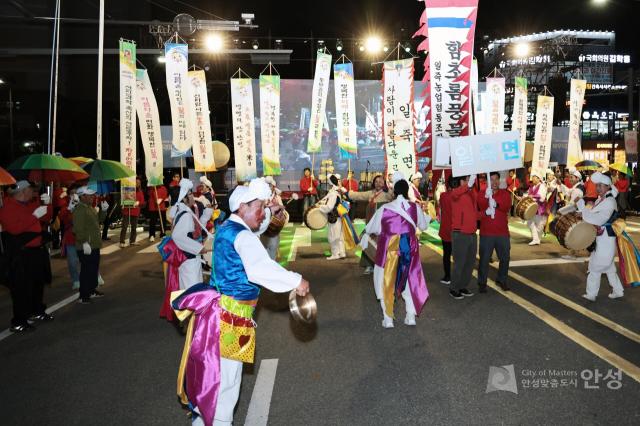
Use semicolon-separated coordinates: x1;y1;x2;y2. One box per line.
592;0;607;5
205;33;224;52
514;42;530;58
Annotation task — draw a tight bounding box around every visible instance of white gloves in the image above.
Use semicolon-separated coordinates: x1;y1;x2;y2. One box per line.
467;174;476;188
40;193;51;205
134;201;140;207
576;199;586;212
82;242;92;255
33;205;48;219
489;197;497;209
485;187;493;199
360;234;369;250
156;198;163;205
101;201;109;211
68;194;79;211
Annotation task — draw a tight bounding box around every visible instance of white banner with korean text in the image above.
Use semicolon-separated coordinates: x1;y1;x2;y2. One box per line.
531;95;555;177
119;39;136;206
449;131;522;177
485;77;505;134
334;62;358;159
383;59;417;179
259;74;281;175
512;77;528;161
567;79;586;168
135;69;163;186
231;78;257;182
307;52;332;153
188;70;216;172
165;43;192;157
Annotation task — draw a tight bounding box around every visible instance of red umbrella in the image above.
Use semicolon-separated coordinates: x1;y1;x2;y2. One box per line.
0;166;16;186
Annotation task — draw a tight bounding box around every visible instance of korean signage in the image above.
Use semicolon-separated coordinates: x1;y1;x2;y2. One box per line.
119;39;136;206
512;77;528;162
165;43;192;157
334;62;358;159
259;74;281;175
230;78;257;183
307;52;332;153
188;70;216;172
567;79;586;168
531;95;555;178
485;77;505;134
135;69;163;186
382;59;417;179
449;131;522;177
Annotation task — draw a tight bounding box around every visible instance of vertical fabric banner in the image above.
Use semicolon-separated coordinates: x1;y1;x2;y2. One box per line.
188;70;216;172
230;78;257;182
165;43;192;157
567;79;587;168
625;130;638;163
119;40;136;206
485;77;505;134
259;74;281;175
307;52;332;153
531;95;555;177
334;62;358;158
470;59;479;135
416;0;478;164
383;59;417;179
135;69;163;186
512;77;528;161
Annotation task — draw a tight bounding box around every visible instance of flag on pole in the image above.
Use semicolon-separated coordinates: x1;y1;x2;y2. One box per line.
512;77;528;162
485;77;505;134
135;69;163;186
334;62;357;159
307;52;332;153
230;77;257;182
567;79;586;168
188;70;216;172
165;43;192;157
119;39;136;206
531;95;555;177
259;74;281;175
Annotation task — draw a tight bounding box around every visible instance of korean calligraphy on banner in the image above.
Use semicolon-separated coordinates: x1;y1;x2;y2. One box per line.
567;79;586;168
165;43;192;157
188;70;216;172
307;52;332;153
119;39;136;206
230;78;257;183
531;95;555;178
485;77;505;134
334;62;358;159
383;59;417;179
512;77;528;161
134;69;163;186
259;74;281;175
415;0;478;162
449;131;522;177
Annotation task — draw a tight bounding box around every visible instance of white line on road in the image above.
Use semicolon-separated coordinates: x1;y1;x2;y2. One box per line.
287;227;311;263
506;257;589;267
101;244;121;255
244;358;279;426
137;243;160;254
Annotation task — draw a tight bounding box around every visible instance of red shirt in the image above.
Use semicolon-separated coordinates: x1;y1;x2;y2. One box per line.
615;178;629;193
122;190;146;217
58;206;76;246
506;177;520;192
438;191;452;242
299;176;319;195
584;179;597;199
476;189;511;237
147;185;169;212
0;197;52;248
563;177;573;189
451;185;478;234
169;180;180;188
342;178;358;192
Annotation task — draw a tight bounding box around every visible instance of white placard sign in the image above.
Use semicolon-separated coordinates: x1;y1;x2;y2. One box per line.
449;131;522;177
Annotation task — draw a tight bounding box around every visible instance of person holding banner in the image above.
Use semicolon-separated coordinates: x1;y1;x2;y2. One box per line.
119;178;145;248
147;184;168;243
300;168;319;216
576;172;625;301
450;175;479;300
525;172;548;246
476;172;512;293
317;174;346;260
360;177;430;328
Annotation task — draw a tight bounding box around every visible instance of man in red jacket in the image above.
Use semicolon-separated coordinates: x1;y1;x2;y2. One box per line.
0;181;54;332
477;172;512;293
438;177;453;285
450;175;478;299
300;168;319;214
120;177;146;247
147;184;168;242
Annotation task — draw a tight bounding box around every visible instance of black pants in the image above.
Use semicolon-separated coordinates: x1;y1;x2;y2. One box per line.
120;214;138;244
148;210;167;238
78;249;100;300
442;240;452;280
9;248;48;326
102;206;114;240
477;235;510;286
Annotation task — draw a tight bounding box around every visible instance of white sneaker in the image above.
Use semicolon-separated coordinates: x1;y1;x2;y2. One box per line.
149;236;155;243
339;253;346;259
528;241;540;246
119;243;126;248
382;318;394;328
582;294;596;302
404;315;416;326
326;255;341;260
608;292;624;299
363;266;373;275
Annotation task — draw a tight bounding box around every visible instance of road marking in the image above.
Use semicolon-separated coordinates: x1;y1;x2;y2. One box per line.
244;358;279;426
101;244;121;255
422;240;640;383
506;257;589;267
0;293;79;343
137;243;160;254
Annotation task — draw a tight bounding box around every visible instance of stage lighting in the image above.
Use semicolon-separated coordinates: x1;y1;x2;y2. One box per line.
157;56;166;63
365;36;382;53
336;39;343;52
203;61;211;71
514;42;530;58
404;43;411;53
252;39;259;50
359;44;365;52
205;34;224;52
592;0;607;5
383;45;389;52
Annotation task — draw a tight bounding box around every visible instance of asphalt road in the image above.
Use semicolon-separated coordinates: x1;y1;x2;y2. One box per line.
0;219;639;425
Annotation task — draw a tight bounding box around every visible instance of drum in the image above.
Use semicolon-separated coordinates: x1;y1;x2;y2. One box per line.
264;210;289;238
552;212;596;251
516;197;538;221
303;206;328;230
212;141;230;169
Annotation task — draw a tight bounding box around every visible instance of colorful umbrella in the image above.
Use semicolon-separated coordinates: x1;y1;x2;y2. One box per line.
8;154;89;184
575;160;602;171
81;159;135;182
69;156;94;166
608;162;633;176
0;166;16;186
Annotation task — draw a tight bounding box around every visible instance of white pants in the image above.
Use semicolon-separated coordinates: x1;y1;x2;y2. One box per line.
527;214;546;244
260;234;280;261
586;235;624;299
192;357;243;426
586;270;624;299
373;266;416;320
327;221;344;257
179;257;203;290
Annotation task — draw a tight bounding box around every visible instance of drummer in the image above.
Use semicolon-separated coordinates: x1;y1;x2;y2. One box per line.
576;172;624;301
260;176;286;260
525;171;548;246
317;174;347;260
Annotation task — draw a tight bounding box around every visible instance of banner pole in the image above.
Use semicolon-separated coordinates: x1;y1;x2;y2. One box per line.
96;0;104;159
180;157;184;178
153;186;165;235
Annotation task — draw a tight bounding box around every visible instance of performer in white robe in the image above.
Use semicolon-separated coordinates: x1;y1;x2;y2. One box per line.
526;172;548;245
168;179;214;289
577;172;625;301
259;176;287;260
318;174;346;260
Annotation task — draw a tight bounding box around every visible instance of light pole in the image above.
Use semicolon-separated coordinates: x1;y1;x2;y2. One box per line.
0;79;14;161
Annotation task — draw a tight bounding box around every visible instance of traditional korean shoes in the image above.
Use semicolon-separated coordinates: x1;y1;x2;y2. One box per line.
608;292;624;299
382;317;394;328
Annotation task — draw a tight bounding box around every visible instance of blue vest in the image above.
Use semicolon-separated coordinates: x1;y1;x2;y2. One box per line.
212;220;261;301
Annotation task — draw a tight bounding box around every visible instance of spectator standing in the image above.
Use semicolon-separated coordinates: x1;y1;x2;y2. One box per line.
449;175;478;300
120;178;145;247
300;168;319;214
73;186;103;304
438;177;453;285
148;184;168;242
